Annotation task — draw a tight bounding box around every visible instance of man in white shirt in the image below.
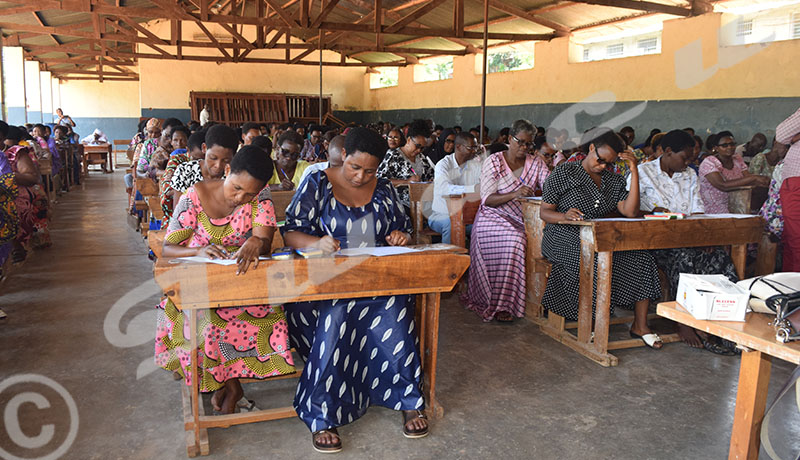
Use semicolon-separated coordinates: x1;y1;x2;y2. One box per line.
428;132;483;244
199;103;211;126
299;134;345;183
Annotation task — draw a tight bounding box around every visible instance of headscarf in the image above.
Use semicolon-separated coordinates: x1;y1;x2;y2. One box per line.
81;129;108;144
429;128;456;165
146;118;161;130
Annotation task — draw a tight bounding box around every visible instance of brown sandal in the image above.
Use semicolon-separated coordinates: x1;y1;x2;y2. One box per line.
402;410;429;439
312;428;342;454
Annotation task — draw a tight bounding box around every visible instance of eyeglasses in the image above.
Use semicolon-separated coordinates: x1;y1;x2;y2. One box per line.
387;136;400;140
280;148;300;159
594;148;612;166
717;142;736;149
511;135;535;150
413;143;424;150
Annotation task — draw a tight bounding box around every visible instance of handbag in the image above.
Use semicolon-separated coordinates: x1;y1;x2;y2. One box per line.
738;274;800;343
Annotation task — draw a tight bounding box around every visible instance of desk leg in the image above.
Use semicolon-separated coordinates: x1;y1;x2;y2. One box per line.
577;227;595;344
729;350;771;460
422;292;443;419
186;309;206;457
593;252;613;355
731;244;747;280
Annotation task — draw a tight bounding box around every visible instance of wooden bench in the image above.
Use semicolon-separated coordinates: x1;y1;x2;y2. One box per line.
154;247;470;456
37;158;56;203
729;185;778;276
520;199;552;326
445;193;480;249
83;143;112;174
112;140;129;171
409;182;439;244
135;178;160;236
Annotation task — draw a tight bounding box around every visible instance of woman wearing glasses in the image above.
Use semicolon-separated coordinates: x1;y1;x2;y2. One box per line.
540;128;664;349
463;119;550;322
377;120;435;209
386;128;405;151
533;135;558;171
269;130;311;191
428;128;456;165
698;131;770;214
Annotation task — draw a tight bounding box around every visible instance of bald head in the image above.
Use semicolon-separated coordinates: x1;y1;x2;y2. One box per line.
328;135;346;167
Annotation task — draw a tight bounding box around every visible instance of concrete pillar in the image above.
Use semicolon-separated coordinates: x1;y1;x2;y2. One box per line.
40;70;53;124
24;60;41;124
52;76;60;118
2;46;26;125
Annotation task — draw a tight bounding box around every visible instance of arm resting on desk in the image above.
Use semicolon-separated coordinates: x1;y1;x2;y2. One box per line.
705;171;768;191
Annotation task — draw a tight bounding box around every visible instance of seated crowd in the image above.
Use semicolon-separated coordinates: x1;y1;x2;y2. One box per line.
0;112;110;318
122;111;797;453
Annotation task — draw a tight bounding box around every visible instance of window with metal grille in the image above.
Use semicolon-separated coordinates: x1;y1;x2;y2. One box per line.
737;19;753;37
793;13;800;38
370;67;399;89
606;43;624;58
637;37;658;54
583;48;590;61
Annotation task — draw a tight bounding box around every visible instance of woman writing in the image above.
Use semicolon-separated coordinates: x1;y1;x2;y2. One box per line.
464;119;550;322
540;128;663;348
268;131;311;191
281;127;427;453
154;146;295;414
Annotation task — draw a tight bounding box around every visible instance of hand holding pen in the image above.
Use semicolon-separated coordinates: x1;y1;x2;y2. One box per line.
317;218;340;254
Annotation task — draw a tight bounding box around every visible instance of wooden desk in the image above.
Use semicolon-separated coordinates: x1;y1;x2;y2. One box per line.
657;302;800;460
445;193;480;249
524;212;763;367
154;247;470;456
270;190;295;222
83;144;112;174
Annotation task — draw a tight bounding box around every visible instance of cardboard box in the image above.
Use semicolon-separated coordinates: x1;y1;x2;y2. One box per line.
676;274;751;322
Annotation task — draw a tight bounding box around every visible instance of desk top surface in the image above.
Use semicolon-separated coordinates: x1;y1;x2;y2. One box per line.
658;301;800;364
154;245;470;310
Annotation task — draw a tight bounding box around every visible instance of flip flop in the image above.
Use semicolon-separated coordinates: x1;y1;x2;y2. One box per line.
630;330;663;349
402;410;429;439
312;428;342;454
235;397;258;413
703;338;738;356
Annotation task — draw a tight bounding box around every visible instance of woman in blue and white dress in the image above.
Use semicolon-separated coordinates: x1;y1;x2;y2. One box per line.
281;127;428;454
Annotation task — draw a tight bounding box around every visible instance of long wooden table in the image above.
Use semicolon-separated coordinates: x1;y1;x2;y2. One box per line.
657;301;800;460
153;247;470;456
520;199;764;366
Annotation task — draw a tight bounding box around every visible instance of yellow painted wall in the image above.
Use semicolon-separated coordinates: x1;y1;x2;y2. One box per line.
59;80;141;118
139;21;366;112
363;13;800;111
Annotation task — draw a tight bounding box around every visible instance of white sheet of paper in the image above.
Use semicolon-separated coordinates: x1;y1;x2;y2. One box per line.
172;256;271;265
688;213;754;219
587;217;645;222
337;246;421;257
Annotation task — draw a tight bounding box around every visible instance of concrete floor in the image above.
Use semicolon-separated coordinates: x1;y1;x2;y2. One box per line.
0;171;798;460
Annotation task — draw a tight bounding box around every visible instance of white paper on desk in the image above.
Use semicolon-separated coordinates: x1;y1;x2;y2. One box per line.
447;184;476;195
172;256;271;265
519;196;542;201
337;246;421;257
587;217;645;222
690;213;754;219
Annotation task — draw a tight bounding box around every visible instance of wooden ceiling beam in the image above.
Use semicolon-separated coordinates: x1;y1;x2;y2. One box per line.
194;20;233;58
219;22;256;49
310;0;341;28
31;11;62;45
486;0;570;34
571;0;692;16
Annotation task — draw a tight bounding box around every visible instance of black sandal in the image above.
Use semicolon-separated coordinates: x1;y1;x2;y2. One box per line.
402;410;429;439
312;428;342;454
703;338;737;356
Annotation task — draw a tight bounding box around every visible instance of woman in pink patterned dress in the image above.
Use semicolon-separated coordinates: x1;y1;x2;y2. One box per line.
463;120;551;322
699;131;770;213
154;146;295;414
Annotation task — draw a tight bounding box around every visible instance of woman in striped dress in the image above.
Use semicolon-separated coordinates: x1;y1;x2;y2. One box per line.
463;119;550;322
